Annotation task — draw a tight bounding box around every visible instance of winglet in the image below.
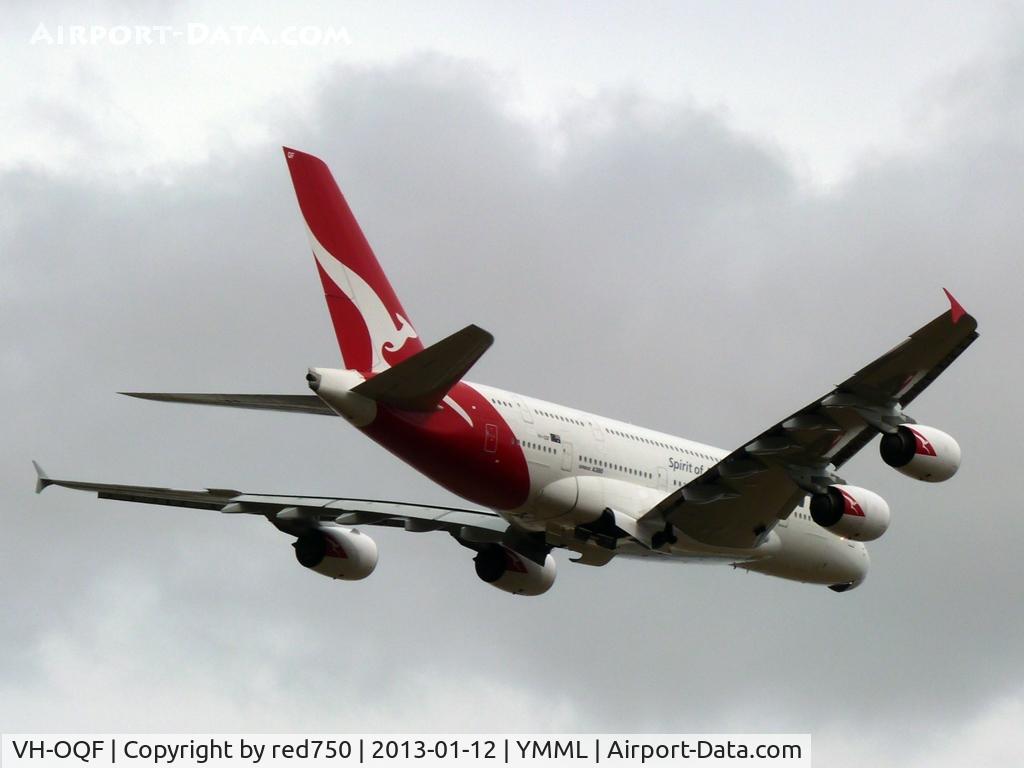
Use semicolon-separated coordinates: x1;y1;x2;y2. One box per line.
32;461;53;494
943;288;967;324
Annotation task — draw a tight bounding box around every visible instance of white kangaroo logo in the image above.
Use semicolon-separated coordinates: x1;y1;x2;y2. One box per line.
309;229;419;372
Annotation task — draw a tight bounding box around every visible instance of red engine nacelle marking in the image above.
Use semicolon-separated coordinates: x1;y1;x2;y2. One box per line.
837;487;865;517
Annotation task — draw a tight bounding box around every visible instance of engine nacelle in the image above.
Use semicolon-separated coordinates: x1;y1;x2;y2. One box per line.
880;424;961;482
810;485;891;541
293;526;378;580
473;544;556;596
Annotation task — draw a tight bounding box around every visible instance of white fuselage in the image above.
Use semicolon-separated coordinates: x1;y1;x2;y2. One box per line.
472;383;870;588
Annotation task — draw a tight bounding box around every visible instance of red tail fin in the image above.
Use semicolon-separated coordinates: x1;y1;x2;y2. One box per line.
283;147;423;371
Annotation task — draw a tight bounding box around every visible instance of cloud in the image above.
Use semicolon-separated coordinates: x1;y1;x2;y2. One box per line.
816;688;1024;768
0;562;582;731
2;39;1022;767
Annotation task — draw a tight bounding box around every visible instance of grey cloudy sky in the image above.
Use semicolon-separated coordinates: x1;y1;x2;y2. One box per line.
2;3;1022;766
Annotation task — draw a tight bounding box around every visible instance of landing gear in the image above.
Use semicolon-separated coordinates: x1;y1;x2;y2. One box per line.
573;509;629;549
651;522;678;550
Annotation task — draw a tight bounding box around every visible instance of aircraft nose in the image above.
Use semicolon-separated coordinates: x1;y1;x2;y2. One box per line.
829;542;870;592
844;542;870;588
853;542;870;585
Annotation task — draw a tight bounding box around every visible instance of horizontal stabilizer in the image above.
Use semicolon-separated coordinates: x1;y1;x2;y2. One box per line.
120;392;337;416
353;324;493;411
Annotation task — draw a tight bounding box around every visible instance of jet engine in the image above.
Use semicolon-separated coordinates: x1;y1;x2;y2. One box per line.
810;485;890;541
879;424;961;482
473;544;556;596
293;526;378;580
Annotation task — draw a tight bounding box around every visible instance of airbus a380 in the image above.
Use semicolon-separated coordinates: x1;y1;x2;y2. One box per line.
35;147;980;596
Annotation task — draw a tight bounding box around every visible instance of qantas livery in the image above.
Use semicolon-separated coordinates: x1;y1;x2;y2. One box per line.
35;148;980;595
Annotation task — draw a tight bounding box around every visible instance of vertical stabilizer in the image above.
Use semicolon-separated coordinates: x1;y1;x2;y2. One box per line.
283;147;424;371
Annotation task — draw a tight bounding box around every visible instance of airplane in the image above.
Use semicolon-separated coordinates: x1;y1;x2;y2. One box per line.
34;147;979;596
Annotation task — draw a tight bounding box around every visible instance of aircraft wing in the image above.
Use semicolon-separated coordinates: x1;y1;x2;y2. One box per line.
33;462;509;541
647;291;979;549
120;392;337;416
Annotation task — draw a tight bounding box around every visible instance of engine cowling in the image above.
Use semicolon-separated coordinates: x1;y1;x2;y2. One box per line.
810;484;891;541
880;424;961;482
473;544;555;596
293;526;378;580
